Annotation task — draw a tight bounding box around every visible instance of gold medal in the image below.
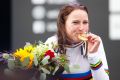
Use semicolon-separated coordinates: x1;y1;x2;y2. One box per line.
78;33;88;41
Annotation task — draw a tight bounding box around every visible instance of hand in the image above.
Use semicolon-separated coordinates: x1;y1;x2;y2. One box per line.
87;33;100;53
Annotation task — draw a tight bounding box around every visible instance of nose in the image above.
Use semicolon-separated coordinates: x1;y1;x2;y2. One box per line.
78;23;84;31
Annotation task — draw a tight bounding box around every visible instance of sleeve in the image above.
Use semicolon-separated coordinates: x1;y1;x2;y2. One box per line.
87;38;110;80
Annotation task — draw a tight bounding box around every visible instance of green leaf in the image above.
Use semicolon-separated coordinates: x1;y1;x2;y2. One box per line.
52;66;59;75
34;54;38;66
40;73;46;80
64;64;70;73
41;56;50;65
52;57;57;61
8;59;15;70
21;57;29;67
2;53;9;59
41;67;50;74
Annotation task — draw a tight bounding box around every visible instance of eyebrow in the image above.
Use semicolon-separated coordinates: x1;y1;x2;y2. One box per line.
72;19;80;21
72;19;88;21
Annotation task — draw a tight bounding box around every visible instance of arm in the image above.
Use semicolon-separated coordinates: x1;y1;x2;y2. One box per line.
88;39;109;80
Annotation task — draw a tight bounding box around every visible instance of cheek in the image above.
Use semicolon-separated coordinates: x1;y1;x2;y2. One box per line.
86;26;89;32
66;25;76;35
65;21;77;37
85;27;89;32
83;25;89;32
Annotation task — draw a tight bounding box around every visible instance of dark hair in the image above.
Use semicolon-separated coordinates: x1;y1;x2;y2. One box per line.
57;2;88;54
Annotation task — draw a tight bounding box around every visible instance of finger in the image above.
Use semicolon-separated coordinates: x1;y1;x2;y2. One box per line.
89;37;100;53
88;35;98;43
89;41;100;53
91;36;100;43
87;33;96;40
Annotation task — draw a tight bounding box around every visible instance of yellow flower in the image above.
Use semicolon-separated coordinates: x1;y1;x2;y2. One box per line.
27;53;34;68
13;45;35;68
24;44;34;52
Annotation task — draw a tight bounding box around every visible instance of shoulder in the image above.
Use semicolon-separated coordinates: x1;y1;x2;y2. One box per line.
45;35;58;44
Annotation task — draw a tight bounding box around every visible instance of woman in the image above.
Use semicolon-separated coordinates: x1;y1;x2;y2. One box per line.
45;2;109;80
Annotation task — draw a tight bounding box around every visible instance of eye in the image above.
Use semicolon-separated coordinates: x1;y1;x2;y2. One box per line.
72;21;79;24
83;21;89;24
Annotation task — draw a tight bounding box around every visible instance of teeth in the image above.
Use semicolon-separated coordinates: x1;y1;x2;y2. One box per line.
78;33;88;41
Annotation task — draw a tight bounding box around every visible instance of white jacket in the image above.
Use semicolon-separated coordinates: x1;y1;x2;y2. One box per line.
45;35;110;80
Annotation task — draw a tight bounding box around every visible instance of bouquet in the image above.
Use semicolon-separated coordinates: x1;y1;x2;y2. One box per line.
1;41;69;80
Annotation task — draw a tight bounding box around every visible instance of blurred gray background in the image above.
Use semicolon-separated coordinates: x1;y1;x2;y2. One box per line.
0;0;120;80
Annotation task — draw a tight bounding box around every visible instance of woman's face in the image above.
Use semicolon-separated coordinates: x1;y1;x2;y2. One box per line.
65;9;89;43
